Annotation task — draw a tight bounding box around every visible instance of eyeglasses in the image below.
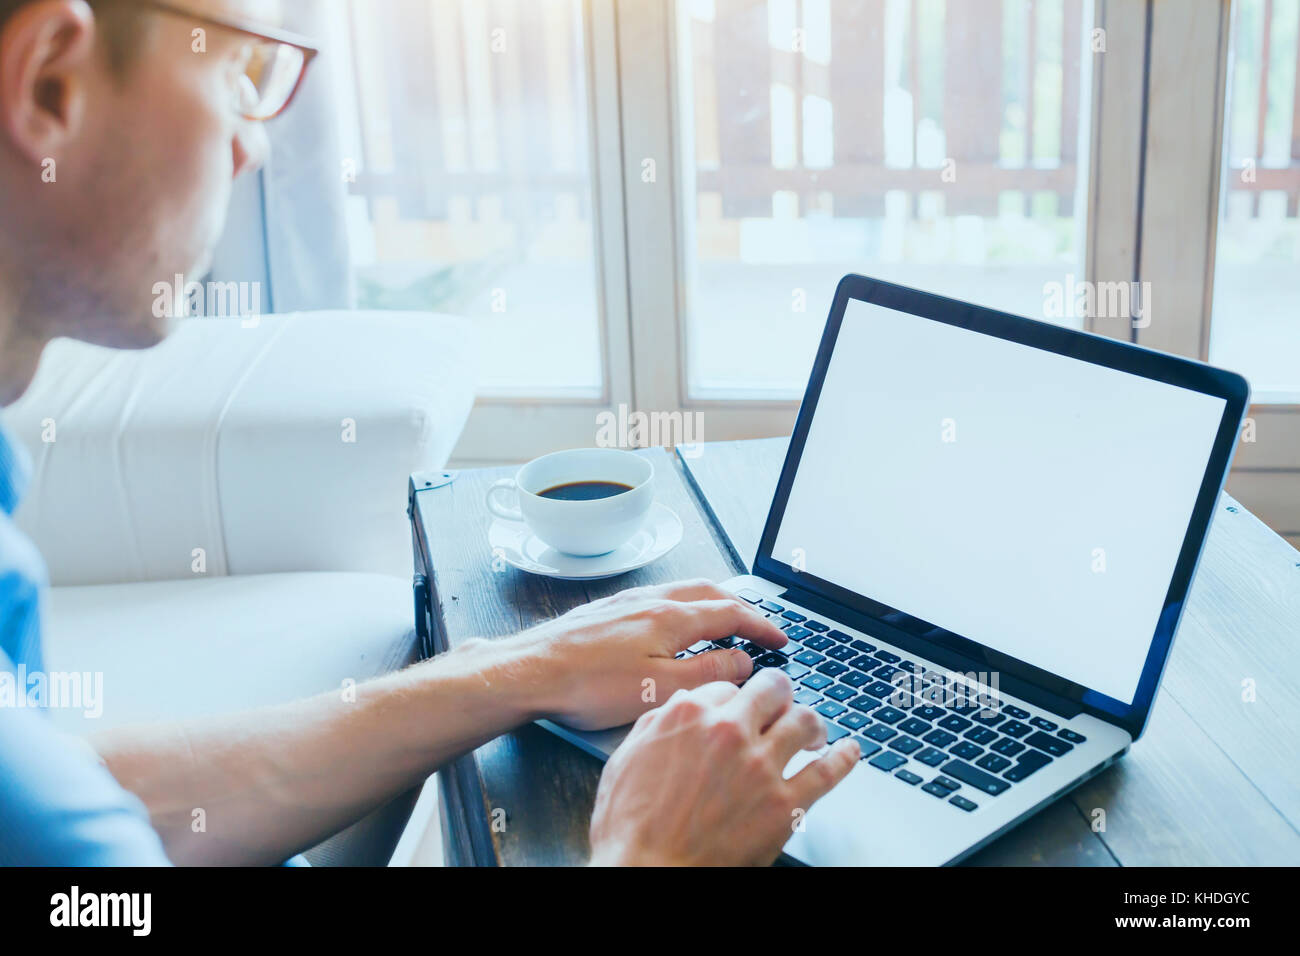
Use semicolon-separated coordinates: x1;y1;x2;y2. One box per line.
138;1;320;121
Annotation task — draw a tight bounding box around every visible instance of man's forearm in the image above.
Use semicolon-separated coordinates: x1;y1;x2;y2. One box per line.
91;637;554;866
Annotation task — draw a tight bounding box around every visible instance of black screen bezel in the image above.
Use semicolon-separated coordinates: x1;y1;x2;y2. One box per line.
753;274;1250;740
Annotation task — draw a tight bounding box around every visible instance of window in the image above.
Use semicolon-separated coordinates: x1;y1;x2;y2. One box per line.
1210;0;1300;404
325;0;605;397
676;0;1094;398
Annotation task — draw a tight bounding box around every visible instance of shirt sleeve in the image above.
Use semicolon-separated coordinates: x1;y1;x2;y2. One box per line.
0;656;172;866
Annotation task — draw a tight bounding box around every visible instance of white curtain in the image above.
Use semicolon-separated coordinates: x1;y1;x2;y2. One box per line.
207;0;353;313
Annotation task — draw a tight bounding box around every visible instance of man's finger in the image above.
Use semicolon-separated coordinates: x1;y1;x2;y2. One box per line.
646;673;740;717
658;647;754;692
764;700;827;760
680;680;740;708
677;599;788;650
787;738;860;808
725;666;795;733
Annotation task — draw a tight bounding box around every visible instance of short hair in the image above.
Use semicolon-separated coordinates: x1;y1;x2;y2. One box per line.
0;0;144;73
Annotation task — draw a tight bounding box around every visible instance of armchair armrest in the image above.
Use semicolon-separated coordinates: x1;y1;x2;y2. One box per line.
3;311;478;585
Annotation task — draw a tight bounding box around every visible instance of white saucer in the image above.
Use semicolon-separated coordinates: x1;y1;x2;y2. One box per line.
488;502;683;580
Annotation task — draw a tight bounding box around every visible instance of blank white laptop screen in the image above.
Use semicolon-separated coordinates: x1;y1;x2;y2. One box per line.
772;299;1227;705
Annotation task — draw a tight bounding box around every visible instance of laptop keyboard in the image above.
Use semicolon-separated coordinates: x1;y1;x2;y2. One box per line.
675;589;1089;814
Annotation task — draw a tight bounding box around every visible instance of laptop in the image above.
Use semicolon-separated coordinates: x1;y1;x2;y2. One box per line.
540;274;1250;866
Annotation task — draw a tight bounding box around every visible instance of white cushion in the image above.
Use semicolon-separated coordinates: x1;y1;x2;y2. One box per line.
41;572;416;735
3;311;478;585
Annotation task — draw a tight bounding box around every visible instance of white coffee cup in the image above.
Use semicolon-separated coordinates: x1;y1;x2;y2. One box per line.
485;448;655;557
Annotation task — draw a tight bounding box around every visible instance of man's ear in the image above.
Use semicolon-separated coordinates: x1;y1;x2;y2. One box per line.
0;0;96;165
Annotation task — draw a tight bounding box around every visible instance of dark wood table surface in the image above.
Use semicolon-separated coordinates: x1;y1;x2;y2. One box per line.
409;438;1300;866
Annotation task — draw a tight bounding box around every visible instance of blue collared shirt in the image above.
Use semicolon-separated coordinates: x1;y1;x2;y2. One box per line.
0;425;171;865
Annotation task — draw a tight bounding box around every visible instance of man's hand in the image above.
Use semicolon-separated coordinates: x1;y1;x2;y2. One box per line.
509;578;788;732
587;668;860;866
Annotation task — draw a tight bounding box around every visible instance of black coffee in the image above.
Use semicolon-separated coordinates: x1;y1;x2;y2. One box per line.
538;480;633;501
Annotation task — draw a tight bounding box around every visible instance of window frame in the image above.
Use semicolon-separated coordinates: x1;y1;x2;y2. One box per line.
1133;0;1300;541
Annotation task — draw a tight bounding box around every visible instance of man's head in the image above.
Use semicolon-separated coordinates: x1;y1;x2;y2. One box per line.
0;0;293;356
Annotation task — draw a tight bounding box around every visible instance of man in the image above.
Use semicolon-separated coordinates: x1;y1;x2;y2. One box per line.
0;0;859;866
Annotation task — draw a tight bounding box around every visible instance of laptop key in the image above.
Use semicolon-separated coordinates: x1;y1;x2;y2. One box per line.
864;724;896;742
1029;716;1059;732
803;635;833;651
1004;705;1031;720
816;661;849;678
854;736;882;759
971;711;1006;727
815;701;847;719
889;735;923;755
850;639;877;653
840;671;870;688
891;691;920;711
941;759;1011;796
921;782;951;799
923;729;957;748
873;706;906;724
759;601;784;613
801;674;833;691
950;741;984;761
1002;750;1052;782
964;727;998;745
823;719;851;744
1001;720;1032;738
794;650;825;667
737;589;764;603
864;681;896;699
687;639;713;653
827;645;857;662
838;712;871;731
895;769;923;785
827;629;856;644
869;752;907;772
914;705;946;722
848;695;881;713
803;619;829;632
783;626;813;642
755;652;789;669
932;775;961;791
872;665;901;682
975;753;1012;773
873;649;901;664
712;636;739;648
938;715;972;733
949;795;979;812
990;738;1026;757
899;717;932;737
824;684;856;702
915;747;947;767
1025;731;1072;757
898;660;918;674
792;689;823;706
781;661;811;680
849;654;878;672
1058;728;1087;744
781;610;806;623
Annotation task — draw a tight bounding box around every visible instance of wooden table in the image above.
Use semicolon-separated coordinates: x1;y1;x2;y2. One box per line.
408;438;1300;866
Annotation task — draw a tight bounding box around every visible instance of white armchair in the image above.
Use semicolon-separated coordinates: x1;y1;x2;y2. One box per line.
1;310;478;864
